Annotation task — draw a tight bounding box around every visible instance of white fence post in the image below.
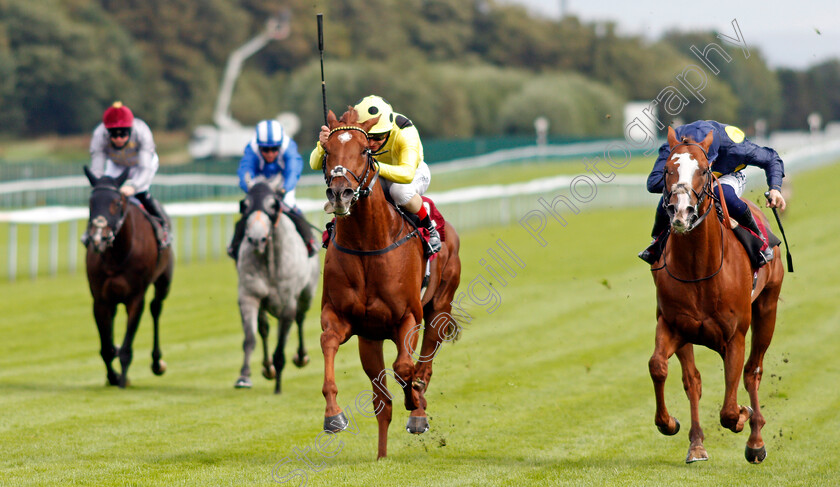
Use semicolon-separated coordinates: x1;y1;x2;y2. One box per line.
29;224;39;279
68;221;78;273
8;223;17;282
50;223;59;276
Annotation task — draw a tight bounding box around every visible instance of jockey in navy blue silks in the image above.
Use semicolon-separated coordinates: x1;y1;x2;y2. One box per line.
638;120;787;266
228;119;318;260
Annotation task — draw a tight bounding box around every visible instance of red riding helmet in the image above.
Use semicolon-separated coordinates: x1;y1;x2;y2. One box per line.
103;101;134;129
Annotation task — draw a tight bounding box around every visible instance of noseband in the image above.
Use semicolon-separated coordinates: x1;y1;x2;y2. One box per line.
322;126;380;206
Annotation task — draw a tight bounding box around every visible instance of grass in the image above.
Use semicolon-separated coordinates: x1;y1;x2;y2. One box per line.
0;162;838;486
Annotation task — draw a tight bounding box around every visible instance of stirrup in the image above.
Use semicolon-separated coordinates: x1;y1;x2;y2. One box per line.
426;226;442;256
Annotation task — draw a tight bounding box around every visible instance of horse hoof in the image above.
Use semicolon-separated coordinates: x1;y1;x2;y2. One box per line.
151;360;167;376
262;365;276;380
685;446;709;463
745;445;767;464
234;377;252;389
118;376;130;389
406;416;430;434
657;417;680;436
324;412;348;433
293;353;310;368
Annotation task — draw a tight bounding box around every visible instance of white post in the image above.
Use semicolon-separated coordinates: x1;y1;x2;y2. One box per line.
49;223;59;276
183;216;193;263
68;220;78;273
29;224;39;279
8;223;17;282
198;215;208;261
212;214;221;259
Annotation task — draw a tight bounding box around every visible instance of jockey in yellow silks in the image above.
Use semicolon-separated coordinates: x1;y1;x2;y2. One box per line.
309;95;441;255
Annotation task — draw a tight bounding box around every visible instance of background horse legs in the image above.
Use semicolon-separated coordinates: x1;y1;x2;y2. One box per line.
649;315;682;436
271;316;294;394
117;295;145;388
149;272;171;376
258;310;275;380
675;344;706;462
292;295;311;368
236;295;260;388
359;338;392;459
742;285;781;463
93;301;119;386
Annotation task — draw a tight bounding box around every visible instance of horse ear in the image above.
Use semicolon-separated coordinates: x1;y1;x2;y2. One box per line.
667;126;679;149
700;129;714;152
115;169;129;187
361;115;380;134
83;166;98;186
327;110;338;128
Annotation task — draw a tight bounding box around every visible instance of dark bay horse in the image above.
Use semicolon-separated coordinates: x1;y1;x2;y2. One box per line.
319;108;462;459
649;128;784;463
84;167;174;388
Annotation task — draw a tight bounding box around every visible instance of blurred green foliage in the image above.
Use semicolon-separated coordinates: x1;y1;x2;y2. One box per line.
0;0;835;141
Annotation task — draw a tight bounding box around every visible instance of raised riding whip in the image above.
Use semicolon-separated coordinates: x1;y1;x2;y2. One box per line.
765;191;794;272
317;13;328;126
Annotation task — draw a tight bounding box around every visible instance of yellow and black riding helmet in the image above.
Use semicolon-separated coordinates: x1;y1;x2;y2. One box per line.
354;95;395;136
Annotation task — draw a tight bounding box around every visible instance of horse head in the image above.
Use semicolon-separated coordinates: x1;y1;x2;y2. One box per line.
84;166;129;253
241;174;283;255
322;108;380;216
663;127;715;234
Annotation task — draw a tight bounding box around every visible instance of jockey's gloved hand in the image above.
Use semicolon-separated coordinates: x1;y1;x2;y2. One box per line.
766;188;786;210
318;125;329;146
120;185;136;197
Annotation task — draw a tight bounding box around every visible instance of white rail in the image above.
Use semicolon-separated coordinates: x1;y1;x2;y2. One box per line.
2;133;839;281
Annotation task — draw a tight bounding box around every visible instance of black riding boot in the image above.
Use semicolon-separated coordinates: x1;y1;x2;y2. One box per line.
638;207;670;264
135;192;171;248
285;209;318;257
227;217;246;261
736;210;774;265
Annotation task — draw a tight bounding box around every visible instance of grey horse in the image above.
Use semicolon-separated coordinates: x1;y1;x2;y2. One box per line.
235;175;320;393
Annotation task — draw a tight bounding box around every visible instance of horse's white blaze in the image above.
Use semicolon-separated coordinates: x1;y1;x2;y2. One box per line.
669;152;700;221
338;132;351;144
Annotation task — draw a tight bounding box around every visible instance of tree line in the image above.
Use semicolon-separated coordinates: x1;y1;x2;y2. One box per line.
0;0;836;142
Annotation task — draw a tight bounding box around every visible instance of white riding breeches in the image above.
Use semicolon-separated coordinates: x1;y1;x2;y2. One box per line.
717;171;746;197
381;161;431;206
103;154;159;193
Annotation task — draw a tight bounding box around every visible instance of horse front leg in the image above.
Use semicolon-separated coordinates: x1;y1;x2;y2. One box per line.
258;310;275;380
272;316;294;394
320;306;353;432
720;331;751;434
149;272;171;377
649;316;682;436
118;295;145;388
235;295;260;388
676;344;707;463
359;338;392;459
93;300;119;386
292;297;311;368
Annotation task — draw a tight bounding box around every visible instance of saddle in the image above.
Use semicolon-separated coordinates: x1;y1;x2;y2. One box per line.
131;199;171;249
731;212;781;269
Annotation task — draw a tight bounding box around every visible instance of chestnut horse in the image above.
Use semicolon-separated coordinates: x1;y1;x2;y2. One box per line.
319;108;462;459
84;167;174;388
648;128;784;464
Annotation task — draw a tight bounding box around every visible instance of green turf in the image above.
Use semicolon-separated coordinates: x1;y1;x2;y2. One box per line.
0;162;838;486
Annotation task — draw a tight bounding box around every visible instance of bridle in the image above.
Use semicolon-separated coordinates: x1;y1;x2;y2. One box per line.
322;125;380;207
322;124;420;256
89;184;128;247
652;141;726;282
661;142;716;233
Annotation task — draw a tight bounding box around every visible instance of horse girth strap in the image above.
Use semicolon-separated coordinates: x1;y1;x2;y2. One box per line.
330;226;419;256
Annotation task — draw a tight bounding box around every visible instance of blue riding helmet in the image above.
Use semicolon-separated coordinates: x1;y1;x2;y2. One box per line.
255;120;284;148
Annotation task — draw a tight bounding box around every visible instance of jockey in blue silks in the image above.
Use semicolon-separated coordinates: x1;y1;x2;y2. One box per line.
639;120;787;266
228;119;317;260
